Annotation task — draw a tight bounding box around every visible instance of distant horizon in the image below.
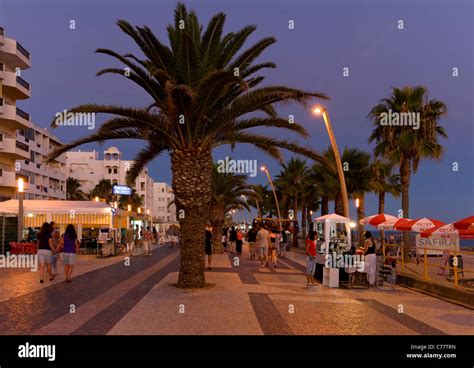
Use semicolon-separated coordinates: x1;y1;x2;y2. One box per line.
1;0;473;222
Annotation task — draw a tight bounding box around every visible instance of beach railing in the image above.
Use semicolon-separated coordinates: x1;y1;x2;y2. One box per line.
402;245;473;289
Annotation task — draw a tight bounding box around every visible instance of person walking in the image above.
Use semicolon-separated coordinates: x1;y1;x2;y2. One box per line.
134;225;141;250
58;224;80;283
229;226;237;254
36;222;54;283
126;225;135;256
364;231;377;287
143;226;153;256
205;226;213;270
256;224;271;268
247;226;257;259
50;223;61;277
305;232;317;286
236;227;243;255
270;227;280;269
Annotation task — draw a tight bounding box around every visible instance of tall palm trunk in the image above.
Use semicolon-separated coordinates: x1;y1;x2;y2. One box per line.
334;193;343;216
321;195;329;215
301;203;307;240
400;158;411;260
210;203;224;254
171;148;212;288
357;195;365;247
378;192;385;246
292;194;299;247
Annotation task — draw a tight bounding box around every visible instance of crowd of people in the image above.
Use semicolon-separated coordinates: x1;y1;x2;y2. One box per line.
207;223;291;271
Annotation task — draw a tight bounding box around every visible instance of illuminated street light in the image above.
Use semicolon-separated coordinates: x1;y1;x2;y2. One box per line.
312;105;349;218
95;196;99;202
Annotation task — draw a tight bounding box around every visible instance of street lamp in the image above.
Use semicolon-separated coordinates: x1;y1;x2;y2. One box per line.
94;196;99;202
260;165;282;231
17;178;24;242
250;189;262;218
312;106;349;218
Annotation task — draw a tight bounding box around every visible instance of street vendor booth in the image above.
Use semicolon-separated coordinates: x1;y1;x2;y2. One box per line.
0;200;127;255
313;214;352;288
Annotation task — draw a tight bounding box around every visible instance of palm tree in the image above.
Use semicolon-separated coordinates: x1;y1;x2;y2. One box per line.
250;184;273;217
66;177;85;200
210;164;256;254
369;85;447;255
313;147;372;245
299;176;320;238
48;3;329;288
340;148;372;246
275;157;309;247
90;179;114;203
310;160;335;216
117;188;143;210
371;159;401;245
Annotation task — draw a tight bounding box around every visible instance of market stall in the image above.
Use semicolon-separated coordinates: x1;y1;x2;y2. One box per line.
313;214;352;288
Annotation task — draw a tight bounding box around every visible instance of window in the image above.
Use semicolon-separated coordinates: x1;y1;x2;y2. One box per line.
108;168;112;174
161;188;164;192
113;167;118;174
30;150;35;162
141;182;145;191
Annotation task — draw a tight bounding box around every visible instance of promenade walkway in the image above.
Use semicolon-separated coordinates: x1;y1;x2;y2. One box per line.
0;243;472;335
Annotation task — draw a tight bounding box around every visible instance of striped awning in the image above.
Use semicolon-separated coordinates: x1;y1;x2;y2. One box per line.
24;214;47;227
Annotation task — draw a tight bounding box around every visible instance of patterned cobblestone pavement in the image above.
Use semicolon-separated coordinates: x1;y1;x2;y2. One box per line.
0;244;472;335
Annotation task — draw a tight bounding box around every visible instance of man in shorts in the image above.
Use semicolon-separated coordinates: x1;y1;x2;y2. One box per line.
256;225;271;268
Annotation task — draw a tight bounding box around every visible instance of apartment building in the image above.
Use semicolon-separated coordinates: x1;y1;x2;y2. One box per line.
0;27;66;201
0;26;32;201
152;182;177;234
66;146;154;211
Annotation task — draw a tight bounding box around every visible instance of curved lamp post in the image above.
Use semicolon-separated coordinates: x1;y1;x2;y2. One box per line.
260;165;282;230
312;106;349;219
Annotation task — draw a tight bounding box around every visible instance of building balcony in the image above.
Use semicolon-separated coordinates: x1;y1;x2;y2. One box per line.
0;69;31;99
0;36;31;70
0;136;30;160
0;103;31;130
0;170;16;188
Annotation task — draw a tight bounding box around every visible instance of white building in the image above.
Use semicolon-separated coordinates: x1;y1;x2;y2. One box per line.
0;27;66;201
66;146;154;211
152;182;177;234
16;126;67;200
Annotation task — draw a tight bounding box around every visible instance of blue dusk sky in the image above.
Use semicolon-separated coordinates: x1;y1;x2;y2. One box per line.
1;0;472;222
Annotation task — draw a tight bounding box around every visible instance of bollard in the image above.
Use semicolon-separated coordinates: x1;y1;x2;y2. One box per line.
453;252;458;288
